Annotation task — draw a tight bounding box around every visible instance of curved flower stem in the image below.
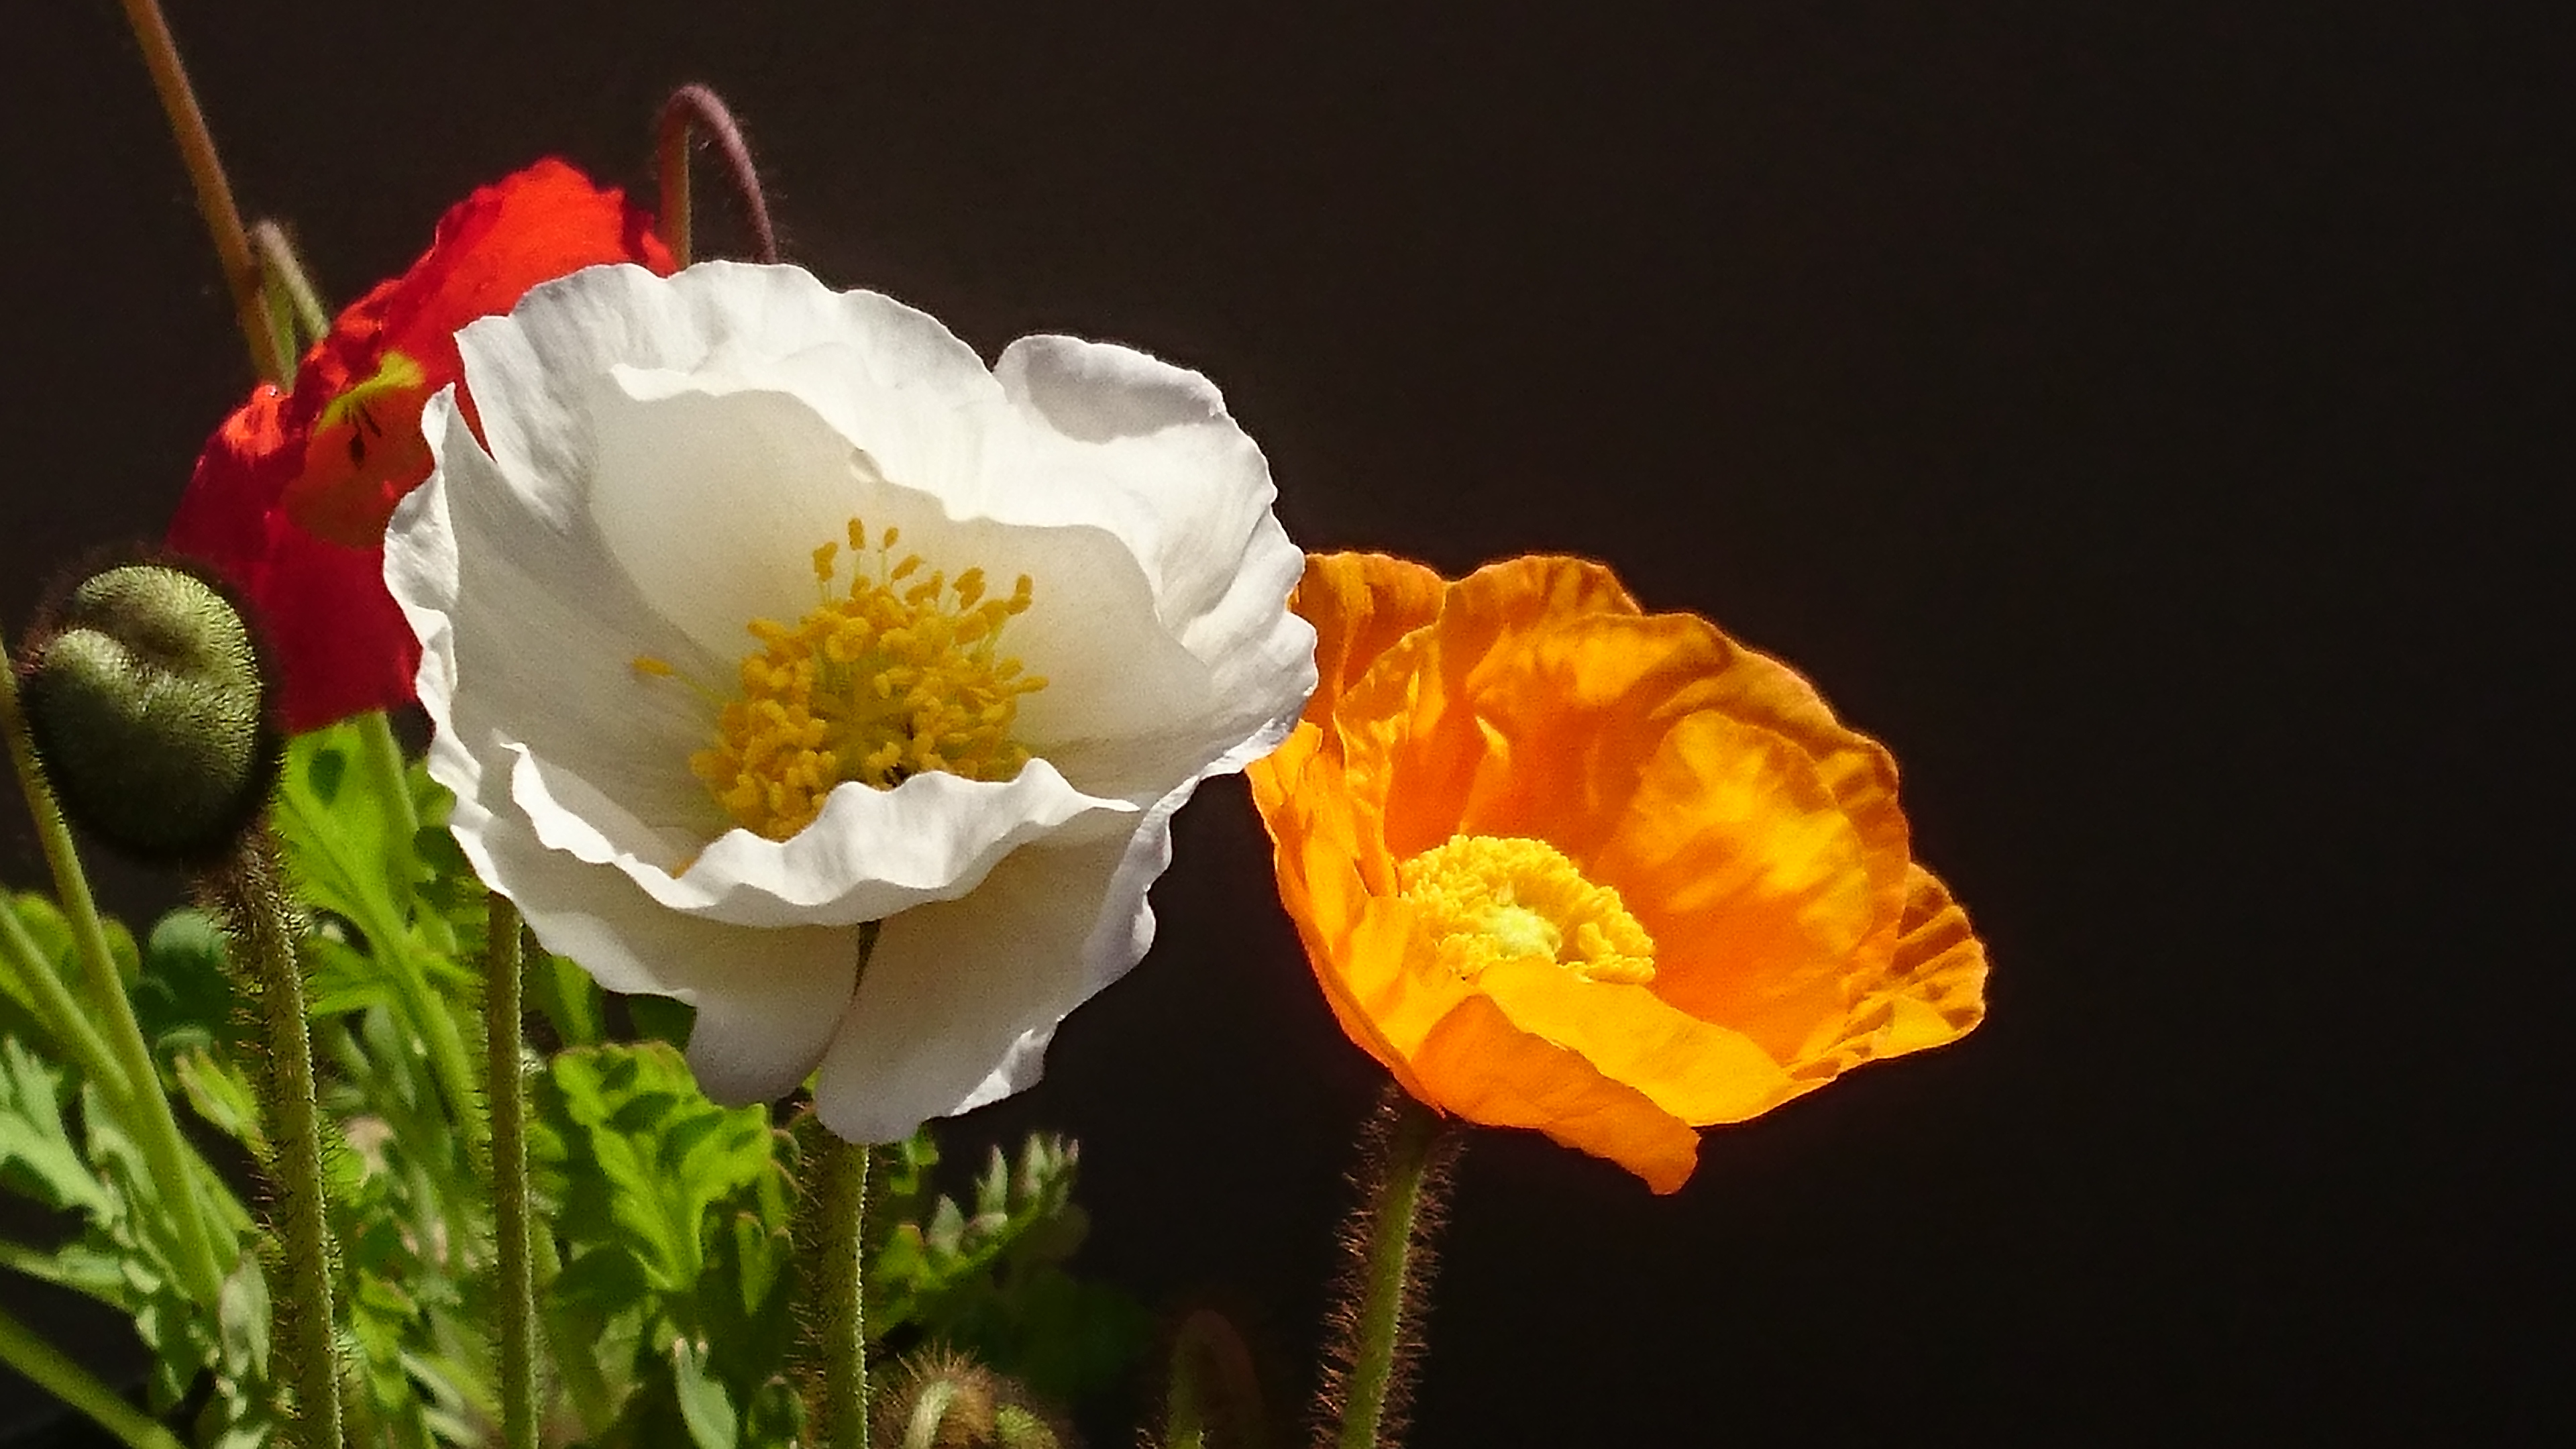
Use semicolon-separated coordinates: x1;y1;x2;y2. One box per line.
203;825;342;1449
1163;1308;1267;1449
653;85;780;266
0;628;227;1308
112;0;290;383
484;894;538;1449
1325;1088;1460;1449
809;1133;871;1449
0;1303;187;1449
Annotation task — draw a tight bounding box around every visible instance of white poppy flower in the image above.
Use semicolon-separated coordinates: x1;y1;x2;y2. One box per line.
383;261;1315;1141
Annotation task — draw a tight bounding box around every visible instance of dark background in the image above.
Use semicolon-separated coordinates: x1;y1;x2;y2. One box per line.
5;3;2565;1444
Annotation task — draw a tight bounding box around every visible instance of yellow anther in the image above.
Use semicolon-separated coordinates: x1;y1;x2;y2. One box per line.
683;517;1047;840
1399;835;1656;986
632;655;675;678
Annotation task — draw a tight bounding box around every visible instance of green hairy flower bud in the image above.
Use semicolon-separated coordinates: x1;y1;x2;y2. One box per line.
17;560;278;863
871;1347;1065;1449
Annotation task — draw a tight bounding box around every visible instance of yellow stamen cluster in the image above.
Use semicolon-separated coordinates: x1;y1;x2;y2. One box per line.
665;519;1046;841
1399;835;1656;985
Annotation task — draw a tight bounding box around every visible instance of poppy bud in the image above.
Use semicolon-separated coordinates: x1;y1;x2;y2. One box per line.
17;560;278;863
871;1346;1064;1449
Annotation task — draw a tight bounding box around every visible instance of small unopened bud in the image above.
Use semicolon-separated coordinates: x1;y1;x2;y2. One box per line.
871;1347;1065;1449
17;561;278;863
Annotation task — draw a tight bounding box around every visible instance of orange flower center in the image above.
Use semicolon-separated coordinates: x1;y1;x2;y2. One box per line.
1398;835;1656;985
640;518;1046;841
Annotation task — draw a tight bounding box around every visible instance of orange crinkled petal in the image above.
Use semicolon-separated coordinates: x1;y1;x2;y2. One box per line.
1247;549;1987;1195
1784;863;1989;1081
1293;551;1448;733
1410;994;1703;1194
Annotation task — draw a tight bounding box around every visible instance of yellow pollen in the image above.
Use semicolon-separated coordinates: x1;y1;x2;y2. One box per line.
674;518;1046;840
1398;835;1656;985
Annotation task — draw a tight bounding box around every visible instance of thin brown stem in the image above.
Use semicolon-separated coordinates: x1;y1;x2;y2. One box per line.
653;85;780;266
113;0;290;382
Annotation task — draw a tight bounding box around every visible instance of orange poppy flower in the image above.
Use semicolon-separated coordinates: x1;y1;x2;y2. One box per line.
167;158;675;730
1247;551;1987;1192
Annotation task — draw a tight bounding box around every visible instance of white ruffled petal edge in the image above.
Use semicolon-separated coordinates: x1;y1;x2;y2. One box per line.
810;772;1197;1142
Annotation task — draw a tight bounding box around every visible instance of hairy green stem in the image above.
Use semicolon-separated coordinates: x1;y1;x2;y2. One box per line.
112;0;288;382
485;898;537;1449
0;882;130;1102
810;1134;871;1449
0;1303;186;1449
0;627;227;1306
1328;1090;1458;1449
205;826;341;1449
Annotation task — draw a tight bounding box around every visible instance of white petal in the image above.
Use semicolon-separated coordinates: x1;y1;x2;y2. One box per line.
394;390;722;841
476;755;861;1104
452;263;1000;535
514;747;1136;926
991;337;1318;777
808;772;1199;1142
584;375;881;664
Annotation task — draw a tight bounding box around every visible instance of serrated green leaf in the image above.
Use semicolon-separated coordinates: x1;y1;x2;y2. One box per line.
0;1036;108;1213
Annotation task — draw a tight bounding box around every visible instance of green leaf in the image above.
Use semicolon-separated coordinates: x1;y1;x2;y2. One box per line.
0;1035;108;1213
215;1255;271;1383
625;992;698;1049
671;1338;740;1449
530;948;607;1046
170;1046;266;1155
131;908;243;1062
270;722;420;962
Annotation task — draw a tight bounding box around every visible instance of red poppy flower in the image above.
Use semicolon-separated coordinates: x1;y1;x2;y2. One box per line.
167;158;676;731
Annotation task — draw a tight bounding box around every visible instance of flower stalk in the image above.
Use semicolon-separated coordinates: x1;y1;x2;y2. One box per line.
1322;1088;1460;1449
653;84;780;267
806;1132;871;1449
0;1303;187;1449
201;825;343;1449
0;625;228;1307
113;0;290;382
486;894;539;1449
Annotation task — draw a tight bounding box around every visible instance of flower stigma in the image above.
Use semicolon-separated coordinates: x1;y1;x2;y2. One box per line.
1398;835;1656;985
637;518;1046;841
